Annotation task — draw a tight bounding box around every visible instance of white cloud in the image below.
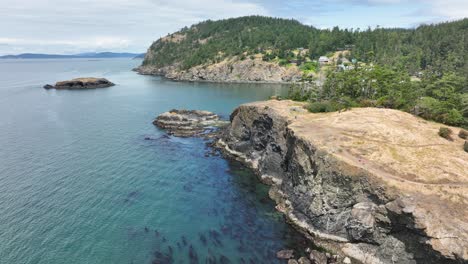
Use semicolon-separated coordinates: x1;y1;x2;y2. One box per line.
0;0;465;55
0;0;268;55
423;0;468;19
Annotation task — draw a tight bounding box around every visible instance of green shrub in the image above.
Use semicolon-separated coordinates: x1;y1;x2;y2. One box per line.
300;62;318;73
307;101;344;113
438;127;453;141
359;99;377;107
444;109;464;126
287;83;317;102
459;130;468;139
279;59;289;66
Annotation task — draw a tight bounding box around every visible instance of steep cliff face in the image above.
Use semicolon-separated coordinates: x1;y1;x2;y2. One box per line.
136;57;302;83
220;100;468;264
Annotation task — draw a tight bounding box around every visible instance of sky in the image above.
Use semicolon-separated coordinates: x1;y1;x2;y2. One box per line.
0;0;467;55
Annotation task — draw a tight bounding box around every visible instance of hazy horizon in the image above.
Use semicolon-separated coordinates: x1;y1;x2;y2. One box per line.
1;0;467;56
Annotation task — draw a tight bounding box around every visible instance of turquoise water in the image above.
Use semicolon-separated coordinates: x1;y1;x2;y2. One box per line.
0;59;307;264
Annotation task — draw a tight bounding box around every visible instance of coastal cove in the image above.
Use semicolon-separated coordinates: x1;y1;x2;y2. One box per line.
0;58;311;263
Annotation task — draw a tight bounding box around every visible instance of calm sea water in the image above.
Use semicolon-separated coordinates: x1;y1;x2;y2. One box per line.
0;59;311;264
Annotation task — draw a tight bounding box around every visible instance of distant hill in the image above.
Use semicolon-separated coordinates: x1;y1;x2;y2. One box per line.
0;52;143;59
133;53;146;59
140;16;467;76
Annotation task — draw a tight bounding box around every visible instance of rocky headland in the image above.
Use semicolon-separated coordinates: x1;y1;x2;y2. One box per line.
218;100;468;264
135;57;303;83
43;77;114;89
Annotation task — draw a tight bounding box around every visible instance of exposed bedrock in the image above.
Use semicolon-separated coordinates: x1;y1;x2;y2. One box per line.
154;109;227;137
43;77;114;89
219;100;468;264
135;58;302;83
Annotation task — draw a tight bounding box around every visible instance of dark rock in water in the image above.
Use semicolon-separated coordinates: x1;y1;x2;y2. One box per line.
153;109;227;137
43;77;114;89
181;236;188;246
276;249;294;259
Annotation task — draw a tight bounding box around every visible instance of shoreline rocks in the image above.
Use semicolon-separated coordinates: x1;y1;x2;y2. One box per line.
43;77;114;89
153;109;227;137
135;57;302;83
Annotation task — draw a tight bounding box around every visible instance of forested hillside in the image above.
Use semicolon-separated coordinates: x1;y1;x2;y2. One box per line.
142;16;467;127
142;16;467;77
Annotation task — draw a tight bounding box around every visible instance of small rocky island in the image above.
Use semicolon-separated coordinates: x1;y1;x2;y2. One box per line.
153;109;226;137
43;77;114;89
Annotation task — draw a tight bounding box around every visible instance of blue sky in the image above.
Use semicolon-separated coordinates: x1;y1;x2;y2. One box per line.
0;0;466;55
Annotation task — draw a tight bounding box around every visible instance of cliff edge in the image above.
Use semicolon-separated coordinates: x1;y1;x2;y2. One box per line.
220;100;468;264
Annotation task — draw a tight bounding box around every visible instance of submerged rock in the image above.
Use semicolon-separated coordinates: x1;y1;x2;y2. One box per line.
154;109;226;137
276;249;294;259
43;77;114;89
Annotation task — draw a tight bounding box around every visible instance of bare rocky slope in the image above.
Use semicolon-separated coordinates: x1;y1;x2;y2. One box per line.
136;57;303;83
219;100;468;264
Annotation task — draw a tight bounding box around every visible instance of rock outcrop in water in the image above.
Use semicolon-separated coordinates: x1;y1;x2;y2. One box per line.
43;77;114;89
154;109;226;137
219;100;468;264
135;57;302;83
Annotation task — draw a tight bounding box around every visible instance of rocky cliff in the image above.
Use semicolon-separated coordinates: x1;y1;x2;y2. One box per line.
135;57;303;83
219;100;468;264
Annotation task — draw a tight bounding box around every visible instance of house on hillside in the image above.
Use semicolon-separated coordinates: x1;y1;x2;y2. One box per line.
319;56;330;65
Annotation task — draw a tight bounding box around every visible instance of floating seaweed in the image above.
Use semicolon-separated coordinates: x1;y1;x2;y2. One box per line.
167;245;173;255
219;255;231;264
189;245;199;264
152;250;173;264
199;233;207;246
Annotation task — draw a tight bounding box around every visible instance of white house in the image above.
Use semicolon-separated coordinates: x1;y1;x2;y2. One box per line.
319;56;330;64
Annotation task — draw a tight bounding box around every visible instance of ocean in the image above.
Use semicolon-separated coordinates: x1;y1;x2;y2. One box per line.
0;58;310;264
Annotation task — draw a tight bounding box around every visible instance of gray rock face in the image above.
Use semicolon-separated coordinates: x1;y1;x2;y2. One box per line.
44;77;114;89
219;101;466;264
277;249;295;259
135;58;303;83
154;109;224;137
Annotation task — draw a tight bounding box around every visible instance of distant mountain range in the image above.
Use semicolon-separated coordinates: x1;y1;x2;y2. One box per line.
0;52;145;59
